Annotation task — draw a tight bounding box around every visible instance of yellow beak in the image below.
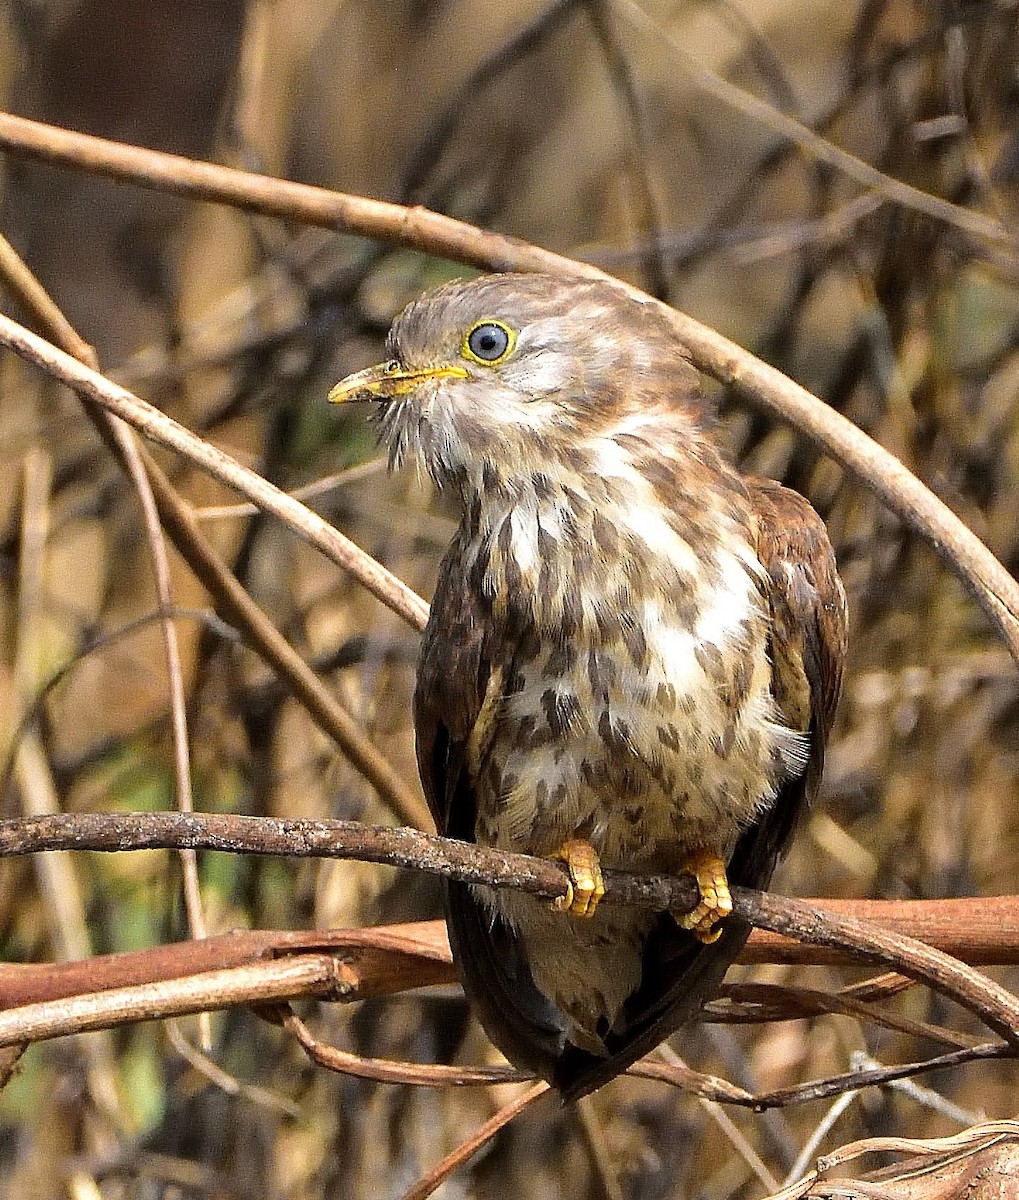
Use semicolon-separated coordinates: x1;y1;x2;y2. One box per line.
328;360;468;405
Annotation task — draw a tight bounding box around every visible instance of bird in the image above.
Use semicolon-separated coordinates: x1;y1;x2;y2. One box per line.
329;272;847;1101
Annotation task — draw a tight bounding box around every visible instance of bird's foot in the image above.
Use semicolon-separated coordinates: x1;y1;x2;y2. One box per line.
677;850;732;943
552;838;605;918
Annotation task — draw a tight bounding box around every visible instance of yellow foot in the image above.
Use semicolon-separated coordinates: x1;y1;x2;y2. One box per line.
677;850;732;944
552;838;605;918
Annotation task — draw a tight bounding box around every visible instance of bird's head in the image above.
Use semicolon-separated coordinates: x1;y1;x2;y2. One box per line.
329;272;703;490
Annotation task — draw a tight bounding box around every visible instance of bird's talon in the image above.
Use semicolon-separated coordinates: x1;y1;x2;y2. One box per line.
678;850;732;943
551;838;604;918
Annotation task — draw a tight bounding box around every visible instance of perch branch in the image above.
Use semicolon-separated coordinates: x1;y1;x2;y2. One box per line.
1;811;1019;1050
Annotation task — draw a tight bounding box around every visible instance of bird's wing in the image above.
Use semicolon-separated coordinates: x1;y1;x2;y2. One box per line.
414;539;488;835
415;542;575;1078
730;477;847;880
555;479;848;1101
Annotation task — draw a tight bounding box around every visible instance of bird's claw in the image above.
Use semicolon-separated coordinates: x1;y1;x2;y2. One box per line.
677;850;732;943
552;838;605;918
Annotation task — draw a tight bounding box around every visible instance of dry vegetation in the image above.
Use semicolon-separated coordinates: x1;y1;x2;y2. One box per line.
1;0;1019;1197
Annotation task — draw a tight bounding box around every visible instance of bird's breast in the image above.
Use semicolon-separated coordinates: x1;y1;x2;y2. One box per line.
465;468;808;871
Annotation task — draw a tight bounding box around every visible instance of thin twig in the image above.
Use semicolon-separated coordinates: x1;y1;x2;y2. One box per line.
784;1092;861;1188
848;1051;983;1128
583;0;670;298
613;0;1016;251
193;459;387;521
632;1042;1011;1111
144;463;432;828
112;414;208;952
0;608;241;809
710;981;981;1049
398;1080;551;1200
282;1009;526;1087
164;1020;301;1117
397;0;584;203
658;1044;781;1193
574;1097;626;1200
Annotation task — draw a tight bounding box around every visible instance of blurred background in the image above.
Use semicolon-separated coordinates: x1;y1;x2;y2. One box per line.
0;0;1018;1196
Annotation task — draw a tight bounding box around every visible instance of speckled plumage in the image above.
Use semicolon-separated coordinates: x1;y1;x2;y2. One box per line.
332;273;847;1098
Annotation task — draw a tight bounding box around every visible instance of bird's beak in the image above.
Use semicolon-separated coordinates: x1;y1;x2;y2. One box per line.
328;360;468;405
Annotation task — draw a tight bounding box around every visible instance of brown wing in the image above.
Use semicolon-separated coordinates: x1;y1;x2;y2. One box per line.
757;477;846;736
555;479;847;1101
415;540;577;1077
414;537;488;834
740;476;847;868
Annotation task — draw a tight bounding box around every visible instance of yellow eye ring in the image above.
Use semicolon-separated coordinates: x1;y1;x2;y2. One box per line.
461;320;517;366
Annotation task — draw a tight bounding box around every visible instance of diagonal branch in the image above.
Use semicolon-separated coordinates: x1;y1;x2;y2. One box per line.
0;112;1015;659
0;230;429;827
0;310;430;633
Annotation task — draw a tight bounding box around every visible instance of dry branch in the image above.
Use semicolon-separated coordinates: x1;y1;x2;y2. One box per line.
0;910;1013;1108
0;957;347;1046
0;112;1016;659
1;811;1019;1066
0;309;429;632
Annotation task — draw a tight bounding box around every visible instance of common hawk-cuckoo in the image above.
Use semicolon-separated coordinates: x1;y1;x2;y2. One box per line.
330;273;847;1100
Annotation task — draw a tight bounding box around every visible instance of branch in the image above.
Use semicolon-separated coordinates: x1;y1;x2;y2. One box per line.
398;1080;550;1200
0;112;1015;658
0;310;429;632
0;809;692;909
623;1043;1017;1116
2;811;1019;1049
0;956;346;1046
0;907;1013;1110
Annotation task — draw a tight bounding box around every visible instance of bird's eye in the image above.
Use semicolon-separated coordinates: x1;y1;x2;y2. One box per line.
462;320;516;365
